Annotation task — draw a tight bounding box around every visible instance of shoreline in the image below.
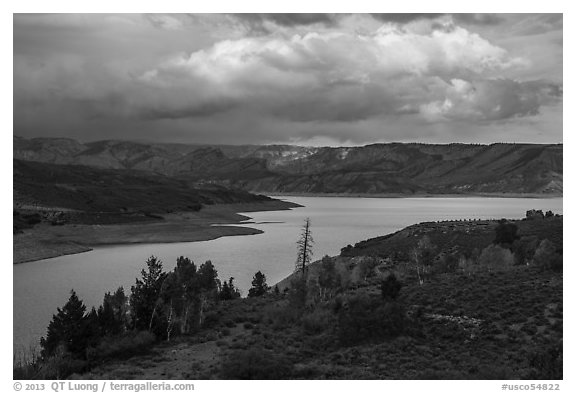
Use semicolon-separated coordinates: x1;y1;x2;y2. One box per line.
13;192;562;264
266;192;562;199
13;200;300;265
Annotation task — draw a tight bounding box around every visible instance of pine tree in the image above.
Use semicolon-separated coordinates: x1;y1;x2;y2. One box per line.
248;271;269;297
40;290;88;359
295;218;314;275
228;277;241;299
220;277;241;300
129;256;167;332
97;287;129;336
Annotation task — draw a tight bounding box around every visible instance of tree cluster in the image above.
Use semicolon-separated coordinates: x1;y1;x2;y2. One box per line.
525;209;557;220
39;255;244;376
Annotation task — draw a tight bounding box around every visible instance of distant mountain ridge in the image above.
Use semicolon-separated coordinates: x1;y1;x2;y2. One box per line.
13;136;563;196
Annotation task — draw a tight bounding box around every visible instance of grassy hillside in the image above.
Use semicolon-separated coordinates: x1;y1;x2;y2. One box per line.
14;159;271;230
341;216;563;261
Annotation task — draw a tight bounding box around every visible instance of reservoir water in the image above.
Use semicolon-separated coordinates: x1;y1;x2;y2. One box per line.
13;196;562;352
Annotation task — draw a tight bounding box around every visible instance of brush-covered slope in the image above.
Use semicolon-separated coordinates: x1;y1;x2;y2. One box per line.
14;136;562;195
13;159;271;215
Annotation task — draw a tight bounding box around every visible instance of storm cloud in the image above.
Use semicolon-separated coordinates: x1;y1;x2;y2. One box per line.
233;13;338;27
13;13;562;145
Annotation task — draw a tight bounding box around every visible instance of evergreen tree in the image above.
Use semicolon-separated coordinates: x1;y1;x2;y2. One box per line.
40;290;88;359
97;287;129;336
219;277;241;300
197;260;219;294
220;281;231;299
84;307;101;349
129;256;167;332
248;271;269;297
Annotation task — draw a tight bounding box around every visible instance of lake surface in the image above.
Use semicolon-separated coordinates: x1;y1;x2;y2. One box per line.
13;196;562;352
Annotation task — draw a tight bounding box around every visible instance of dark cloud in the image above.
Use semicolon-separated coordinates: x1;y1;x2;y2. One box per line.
140;100;237;120
12;13;563;145
255;13;337;27
453;14;505;26
231;13;339;33
237;13;507;29
370;13;506;26
370;14;445;23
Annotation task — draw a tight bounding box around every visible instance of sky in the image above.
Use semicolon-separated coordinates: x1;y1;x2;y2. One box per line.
13;13;563;146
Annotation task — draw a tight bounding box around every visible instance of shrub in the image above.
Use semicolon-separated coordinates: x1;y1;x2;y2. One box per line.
533;240;562;271
13;346;41;380
434;253;459;274
472;365;513;379
287;276;308;311
354;257;379;282
35;349;89;380
494;220;519;245
203;311;220;328
264;304;300;329
301;307;336;335
526;341;563;379
417;369;468;379
86;331;155;362
223;319;236;328
337;294;406;346
380;273;402;300
477;244;514;271
220;328;231;336
550;253;563;272
219;348;294;379
512;236;539;265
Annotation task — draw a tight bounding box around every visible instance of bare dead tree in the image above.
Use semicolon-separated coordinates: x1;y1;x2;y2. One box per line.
295;217;314;276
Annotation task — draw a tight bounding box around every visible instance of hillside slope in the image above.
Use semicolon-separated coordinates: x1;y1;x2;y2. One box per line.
14;159;271;215
61;216;561;380
13;159;300;263
14;137;562;195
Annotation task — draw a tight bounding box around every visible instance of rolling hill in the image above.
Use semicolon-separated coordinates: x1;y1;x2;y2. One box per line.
14;136;562;195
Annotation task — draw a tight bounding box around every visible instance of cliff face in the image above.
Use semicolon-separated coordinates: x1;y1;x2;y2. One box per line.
14;136;563;195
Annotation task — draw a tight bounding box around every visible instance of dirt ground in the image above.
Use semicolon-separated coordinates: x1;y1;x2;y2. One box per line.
82;325;250;380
